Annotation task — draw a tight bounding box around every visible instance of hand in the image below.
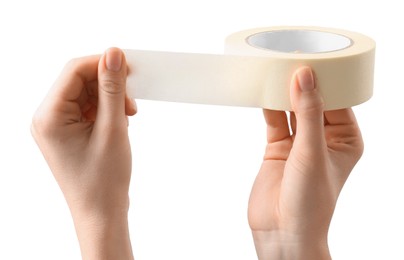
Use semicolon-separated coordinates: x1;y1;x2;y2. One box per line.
248;67;364;259
31;48;136;260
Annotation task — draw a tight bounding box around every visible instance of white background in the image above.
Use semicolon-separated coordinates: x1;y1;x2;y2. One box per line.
0;0;402;259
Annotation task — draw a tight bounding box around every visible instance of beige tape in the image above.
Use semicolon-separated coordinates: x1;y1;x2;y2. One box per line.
124;26;375;110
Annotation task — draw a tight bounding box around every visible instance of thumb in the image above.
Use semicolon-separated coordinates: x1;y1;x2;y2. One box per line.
96;48;128;129
290;67;325;155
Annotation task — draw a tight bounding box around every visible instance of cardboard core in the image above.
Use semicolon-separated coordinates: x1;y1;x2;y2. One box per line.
247;30;352;53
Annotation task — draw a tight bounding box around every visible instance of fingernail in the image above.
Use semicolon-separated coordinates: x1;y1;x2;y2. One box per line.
106;48;122;72
297;67;314;92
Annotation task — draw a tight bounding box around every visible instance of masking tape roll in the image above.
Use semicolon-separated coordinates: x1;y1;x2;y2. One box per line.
124;26;375;110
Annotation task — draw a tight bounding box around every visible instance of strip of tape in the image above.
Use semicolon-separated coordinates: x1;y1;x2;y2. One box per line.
124;26;375;110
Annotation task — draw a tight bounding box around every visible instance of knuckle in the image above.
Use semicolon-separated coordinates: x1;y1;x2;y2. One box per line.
100;75;125;95
31;113;44;140
64;57;81;71
31;109;55;140
297;91;325;118
305;91;325;110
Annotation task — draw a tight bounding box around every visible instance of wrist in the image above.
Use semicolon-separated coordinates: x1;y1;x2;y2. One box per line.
66;191;130;222
252;230;331;260
72;213;133;260
68;195;133;260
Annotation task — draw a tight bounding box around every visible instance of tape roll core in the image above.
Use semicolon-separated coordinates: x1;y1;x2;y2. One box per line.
246;30;353;53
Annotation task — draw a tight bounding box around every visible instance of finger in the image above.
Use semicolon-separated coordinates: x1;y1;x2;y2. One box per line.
263;109;290;143
83;105;97;122
76;80;98;112
324;108;358;126
324;108;363;157
125;95;137;116
95;47;128;130
290;67;325;153
53;55;100;102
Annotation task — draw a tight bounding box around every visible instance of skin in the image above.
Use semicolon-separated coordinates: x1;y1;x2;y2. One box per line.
31;48;136;260
248;67;364;259
32;48;363;259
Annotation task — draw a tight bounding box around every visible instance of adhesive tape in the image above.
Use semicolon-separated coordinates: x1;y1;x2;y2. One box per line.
124;26;375;111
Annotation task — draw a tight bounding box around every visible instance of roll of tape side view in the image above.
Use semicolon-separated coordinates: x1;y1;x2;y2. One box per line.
124;26;375;110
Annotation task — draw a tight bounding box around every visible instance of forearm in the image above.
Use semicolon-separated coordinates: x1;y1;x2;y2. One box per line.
72;213;134;260
252;230;331;260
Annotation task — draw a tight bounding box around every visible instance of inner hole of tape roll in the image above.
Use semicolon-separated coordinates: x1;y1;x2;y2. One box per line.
247;30;352;53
